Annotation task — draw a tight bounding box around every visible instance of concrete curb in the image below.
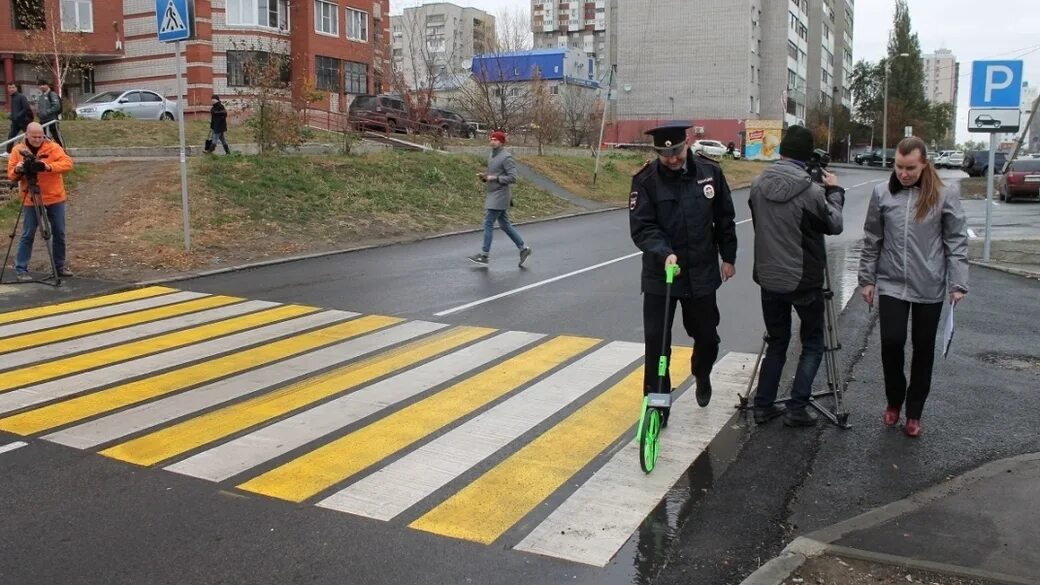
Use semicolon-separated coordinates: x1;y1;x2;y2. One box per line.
739;452;1040;585
969;259;1040;280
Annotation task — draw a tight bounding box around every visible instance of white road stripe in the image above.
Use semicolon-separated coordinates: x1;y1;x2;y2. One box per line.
44;320;447;450
514;351;758;567
165;330;544;482
849;179;885;189
0;301;277;371
0;441;28;454
0;311;354;416
317;341;644;521
0;291;208;339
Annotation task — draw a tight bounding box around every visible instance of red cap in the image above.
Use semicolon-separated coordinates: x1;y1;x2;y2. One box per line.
490;130;507;143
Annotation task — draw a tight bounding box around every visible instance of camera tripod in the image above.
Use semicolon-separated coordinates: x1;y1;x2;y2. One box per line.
737;256;850;429
1;176;62;287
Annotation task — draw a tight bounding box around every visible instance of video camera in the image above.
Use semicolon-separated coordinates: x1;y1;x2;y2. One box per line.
806;148;831;184
17;149;48;181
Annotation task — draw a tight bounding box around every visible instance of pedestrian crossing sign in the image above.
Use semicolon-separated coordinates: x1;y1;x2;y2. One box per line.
156;0;193;42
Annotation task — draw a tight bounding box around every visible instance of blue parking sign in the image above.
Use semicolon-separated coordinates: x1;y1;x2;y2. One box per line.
970;61;1023;108
156;0;193;42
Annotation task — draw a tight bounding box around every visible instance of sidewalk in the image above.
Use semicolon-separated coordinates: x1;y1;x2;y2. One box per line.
742;263;1040;585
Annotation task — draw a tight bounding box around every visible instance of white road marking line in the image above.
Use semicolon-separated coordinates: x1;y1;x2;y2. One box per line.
0;301;278;371
514;351;759;567
0;311;355;416
317;341;643;521
0;441;28;455
849;179;885;189
44;321;447;450
0;291;207;339
165;331;545;482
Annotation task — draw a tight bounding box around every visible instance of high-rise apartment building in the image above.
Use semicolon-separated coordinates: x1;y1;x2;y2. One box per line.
391;3;494;89
610;0;852;146
531;0;608;83
922;48;959;143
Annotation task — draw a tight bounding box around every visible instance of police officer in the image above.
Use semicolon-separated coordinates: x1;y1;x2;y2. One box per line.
630;122;738;407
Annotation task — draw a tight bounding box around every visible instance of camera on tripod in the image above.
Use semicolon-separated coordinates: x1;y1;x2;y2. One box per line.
17;150;48;179
806;148;831;184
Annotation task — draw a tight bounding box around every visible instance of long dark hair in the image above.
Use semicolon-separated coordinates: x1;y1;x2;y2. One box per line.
897;136;944;222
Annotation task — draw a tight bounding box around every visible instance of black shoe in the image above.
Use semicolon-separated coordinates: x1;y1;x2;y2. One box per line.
695;376;712;407
467;253;489;266
518;246;532;267
753;404;786;425
783;406;818;427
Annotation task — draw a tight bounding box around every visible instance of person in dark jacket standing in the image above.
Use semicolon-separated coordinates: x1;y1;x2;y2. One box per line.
206;95;230;154
748;125;845;427
6;83;32;155
858;136;968;438
468;130;531;267
629;122;738;407
36;80;63;148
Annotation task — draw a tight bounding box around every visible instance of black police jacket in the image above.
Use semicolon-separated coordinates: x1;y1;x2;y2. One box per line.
629;150;738;297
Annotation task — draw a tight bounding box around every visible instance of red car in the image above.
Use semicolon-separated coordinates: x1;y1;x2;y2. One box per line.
999;159;1040;201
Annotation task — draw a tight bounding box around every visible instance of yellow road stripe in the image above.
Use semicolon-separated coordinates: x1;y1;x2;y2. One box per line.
0;286;177;325
103;326;496;466
237;335;599;503
0;296;242;354
0;315;400;436
409;347;694;544
0;305;317;393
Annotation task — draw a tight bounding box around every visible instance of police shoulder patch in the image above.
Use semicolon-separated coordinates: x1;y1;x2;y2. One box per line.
629;190;639;210
695;151;721;166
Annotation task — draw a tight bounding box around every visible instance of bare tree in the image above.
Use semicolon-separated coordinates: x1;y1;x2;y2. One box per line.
560;84;602;147
528;71;562;155
14;0;93;102
230;39;303;154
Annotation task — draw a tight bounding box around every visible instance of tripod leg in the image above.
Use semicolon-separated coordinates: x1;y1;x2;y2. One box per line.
1;202;27;283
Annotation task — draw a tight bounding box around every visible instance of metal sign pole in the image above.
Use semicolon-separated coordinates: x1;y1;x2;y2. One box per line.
175;39;191;251
593;65;616;187
984;133;996;262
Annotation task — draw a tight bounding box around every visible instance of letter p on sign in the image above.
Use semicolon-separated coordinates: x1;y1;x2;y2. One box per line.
971;60;1023;108
985;66;1013;102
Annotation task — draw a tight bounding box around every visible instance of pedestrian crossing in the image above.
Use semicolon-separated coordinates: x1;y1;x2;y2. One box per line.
0;286;757;567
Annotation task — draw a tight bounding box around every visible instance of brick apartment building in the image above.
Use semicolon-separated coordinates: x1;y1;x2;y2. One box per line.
1;0;390;118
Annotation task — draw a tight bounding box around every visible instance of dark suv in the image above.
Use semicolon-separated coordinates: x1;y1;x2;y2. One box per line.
348;94;409;133
855;148;895;167
428;108;475;138
962;150;1008;178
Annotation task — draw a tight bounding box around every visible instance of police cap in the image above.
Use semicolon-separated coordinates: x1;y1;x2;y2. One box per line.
645;122;691;157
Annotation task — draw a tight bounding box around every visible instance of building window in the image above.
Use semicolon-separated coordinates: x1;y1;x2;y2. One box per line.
80;68;95;94
315;55;341;91
227;51;291;87
226;0;289;29
347;7;368;42
61;0;92;32
315;0;338;36
12;0;45;29
344;61;367;94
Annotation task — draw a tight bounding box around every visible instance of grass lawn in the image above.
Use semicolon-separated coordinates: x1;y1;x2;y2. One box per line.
518;153;770;204
58;119;341;149
0;165;93;224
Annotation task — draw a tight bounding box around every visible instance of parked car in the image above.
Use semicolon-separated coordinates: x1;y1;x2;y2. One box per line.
946;151;964;169
348;94;410;133
997;158;1040;201
934;150;952;168
691;139;727;158
75;89;179;120
427;108;475;138
857;148;895;167
962;150;1008;177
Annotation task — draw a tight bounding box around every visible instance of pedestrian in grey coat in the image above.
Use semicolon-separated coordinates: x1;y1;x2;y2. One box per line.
468;130;532;267
35;80;64;148
858;136;969;438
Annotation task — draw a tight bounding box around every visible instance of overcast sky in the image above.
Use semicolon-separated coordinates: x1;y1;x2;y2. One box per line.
397;0;1040;144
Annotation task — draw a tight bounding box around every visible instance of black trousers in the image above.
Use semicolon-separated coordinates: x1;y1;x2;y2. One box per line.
6;119;28;153
43;120;64;149
642;291;720;395
878;295;943;419
754;288;825;408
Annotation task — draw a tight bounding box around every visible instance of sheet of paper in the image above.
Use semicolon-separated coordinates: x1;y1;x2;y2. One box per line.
943;304;956;358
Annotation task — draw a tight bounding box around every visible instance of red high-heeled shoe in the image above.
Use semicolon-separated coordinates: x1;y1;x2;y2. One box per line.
883;406;900;426
905;418;923;437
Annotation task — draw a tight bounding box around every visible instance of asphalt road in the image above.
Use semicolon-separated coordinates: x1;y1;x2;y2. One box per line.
1;165;901;585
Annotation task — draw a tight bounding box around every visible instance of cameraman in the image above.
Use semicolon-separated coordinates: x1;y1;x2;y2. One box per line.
747;125;844;427
7;122;74;281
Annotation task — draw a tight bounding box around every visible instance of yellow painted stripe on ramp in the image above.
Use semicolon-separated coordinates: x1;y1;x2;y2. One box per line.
0;315;400;435
0;286;177;324
0;296;241;353
102;326;496;466
0;305;317;393
237;335;599;503
409;347;693;544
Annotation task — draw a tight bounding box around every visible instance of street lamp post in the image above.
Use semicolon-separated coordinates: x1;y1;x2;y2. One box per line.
882;52;911;168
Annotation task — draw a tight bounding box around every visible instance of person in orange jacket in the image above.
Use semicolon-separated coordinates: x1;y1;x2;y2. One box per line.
7;122;74;281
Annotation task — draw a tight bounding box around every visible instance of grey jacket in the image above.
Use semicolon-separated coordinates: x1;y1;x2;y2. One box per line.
37;91;60;123
858;175;969;303
484;147;518;210
749;160;845;293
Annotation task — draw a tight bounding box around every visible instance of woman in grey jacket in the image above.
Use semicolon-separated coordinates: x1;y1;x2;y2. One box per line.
858;136;969;437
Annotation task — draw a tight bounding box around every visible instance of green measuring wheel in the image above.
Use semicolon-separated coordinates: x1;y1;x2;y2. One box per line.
637;263;679;474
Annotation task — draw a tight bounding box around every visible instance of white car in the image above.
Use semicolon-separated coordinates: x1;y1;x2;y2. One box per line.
947;151;964;168
692;139;728;158
75;89;180;121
